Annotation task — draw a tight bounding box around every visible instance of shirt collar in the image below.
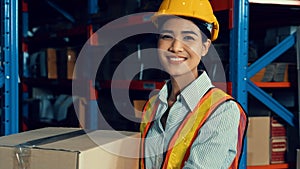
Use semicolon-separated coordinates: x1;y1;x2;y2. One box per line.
158;80;170;105
181;71;214;111
158;71;214;111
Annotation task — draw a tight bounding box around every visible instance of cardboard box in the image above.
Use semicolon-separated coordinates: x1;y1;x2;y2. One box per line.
0;127;140;169
46;48;58;79
250;67;266;82
264;26;297;48
247;117;270;166
271;117;286;138
250;63;289;82
133;100;147;118
67;48;77;80
270;137;287;164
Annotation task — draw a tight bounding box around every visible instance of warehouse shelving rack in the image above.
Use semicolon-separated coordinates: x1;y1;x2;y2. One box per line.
0;0;19;136
1;0;299;168
230;0;299;168
212;0;299;168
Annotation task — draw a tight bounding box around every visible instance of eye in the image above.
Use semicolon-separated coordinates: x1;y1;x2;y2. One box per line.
183;35;195;41
159;34;173;40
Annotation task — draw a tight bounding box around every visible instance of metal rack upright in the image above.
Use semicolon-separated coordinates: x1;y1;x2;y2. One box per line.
1;0;19;136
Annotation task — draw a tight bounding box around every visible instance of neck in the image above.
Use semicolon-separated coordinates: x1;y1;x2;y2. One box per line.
169;70;199;102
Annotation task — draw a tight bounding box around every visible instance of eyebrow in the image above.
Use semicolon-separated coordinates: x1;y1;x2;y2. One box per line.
159;30;199;36
182;31;199;36
159;30;172;34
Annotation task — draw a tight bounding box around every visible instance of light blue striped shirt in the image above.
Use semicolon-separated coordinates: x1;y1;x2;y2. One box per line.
144;71;241;169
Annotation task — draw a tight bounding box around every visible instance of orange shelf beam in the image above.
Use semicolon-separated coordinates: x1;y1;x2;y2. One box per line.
210;0;232;11
100;80;165;90
210;0;234;29
249;0;300;6
253;82;291;88
247;163;289;169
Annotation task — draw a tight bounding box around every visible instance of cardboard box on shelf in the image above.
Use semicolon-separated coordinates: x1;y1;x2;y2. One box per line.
247;116;270;166
0;127;140;169
250;63;289;82
46;48;58;79
271;116;287;138
67;48;77;80
264;26;297;48
250;66;266;82
270;116;287;165
273;63;289;82
270;137;287;164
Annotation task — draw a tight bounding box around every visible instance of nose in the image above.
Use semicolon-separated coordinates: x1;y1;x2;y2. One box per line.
169;39;184;53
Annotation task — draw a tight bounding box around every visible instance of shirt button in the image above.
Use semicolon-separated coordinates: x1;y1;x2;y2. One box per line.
158;156;163;163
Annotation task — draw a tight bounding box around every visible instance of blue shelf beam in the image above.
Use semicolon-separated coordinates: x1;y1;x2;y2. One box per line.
246;32;297;128
88;0;99;15
247;80;295;126
247;33;296;78
296;27;300;146
46;0;75;23
2;0;19;135
231;0;249;168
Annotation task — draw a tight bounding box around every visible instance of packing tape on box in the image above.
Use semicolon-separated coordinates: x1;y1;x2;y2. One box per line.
13;129;86;169
14;145;31;169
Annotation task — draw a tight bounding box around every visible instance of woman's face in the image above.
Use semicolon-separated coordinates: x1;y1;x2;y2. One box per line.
157;17;211;78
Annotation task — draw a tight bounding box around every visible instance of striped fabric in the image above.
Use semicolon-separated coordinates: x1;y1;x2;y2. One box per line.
144;71;241;169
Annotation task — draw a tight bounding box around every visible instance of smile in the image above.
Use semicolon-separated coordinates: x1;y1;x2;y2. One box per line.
170;57;185;61
168;56;187;64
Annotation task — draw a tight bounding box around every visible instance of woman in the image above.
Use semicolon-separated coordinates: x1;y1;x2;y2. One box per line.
140;0;247;169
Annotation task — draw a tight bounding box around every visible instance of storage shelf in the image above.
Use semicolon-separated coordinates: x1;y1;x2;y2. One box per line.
22;78;72;88
253;82;291;88
99;81;234;92
247;163;289;169
99;80;165;91
249;0;300;6
210;0;232;11
26;25;87;42
207;0;295;12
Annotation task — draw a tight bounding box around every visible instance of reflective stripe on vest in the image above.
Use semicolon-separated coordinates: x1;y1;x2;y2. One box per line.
140;88;247;169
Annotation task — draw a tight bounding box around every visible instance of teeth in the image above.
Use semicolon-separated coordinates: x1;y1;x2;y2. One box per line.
170;57;185;61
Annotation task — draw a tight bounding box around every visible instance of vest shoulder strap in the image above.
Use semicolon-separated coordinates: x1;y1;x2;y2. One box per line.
163;88;234;169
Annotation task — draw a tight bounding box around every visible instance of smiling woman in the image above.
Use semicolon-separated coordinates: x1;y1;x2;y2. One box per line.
157;16;211;80
139;0;248;169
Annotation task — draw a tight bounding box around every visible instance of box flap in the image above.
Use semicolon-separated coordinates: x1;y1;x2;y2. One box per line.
0;127;82;147
78;130;140;169
0;128;141;169
30;149;78;169
37;130;140;153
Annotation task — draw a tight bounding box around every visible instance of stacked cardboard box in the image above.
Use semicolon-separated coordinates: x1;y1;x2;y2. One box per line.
250;63;289;82
247;116;271;166
28;47;77;80
270;116;287;164
247;116;287;166
67;48;77;79
46;48;58;79
0;127;140;169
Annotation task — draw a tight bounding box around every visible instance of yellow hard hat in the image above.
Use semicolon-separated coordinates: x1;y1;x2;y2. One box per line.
153;0;219;41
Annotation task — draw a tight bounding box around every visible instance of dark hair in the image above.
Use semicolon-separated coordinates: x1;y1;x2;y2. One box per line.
156;15;211;42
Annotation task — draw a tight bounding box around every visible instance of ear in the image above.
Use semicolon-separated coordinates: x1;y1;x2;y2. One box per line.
201;39;211;56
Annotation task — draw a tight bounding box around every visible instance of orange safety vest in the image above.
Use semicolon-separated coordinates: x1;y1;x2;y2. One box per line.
140;88;247;169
